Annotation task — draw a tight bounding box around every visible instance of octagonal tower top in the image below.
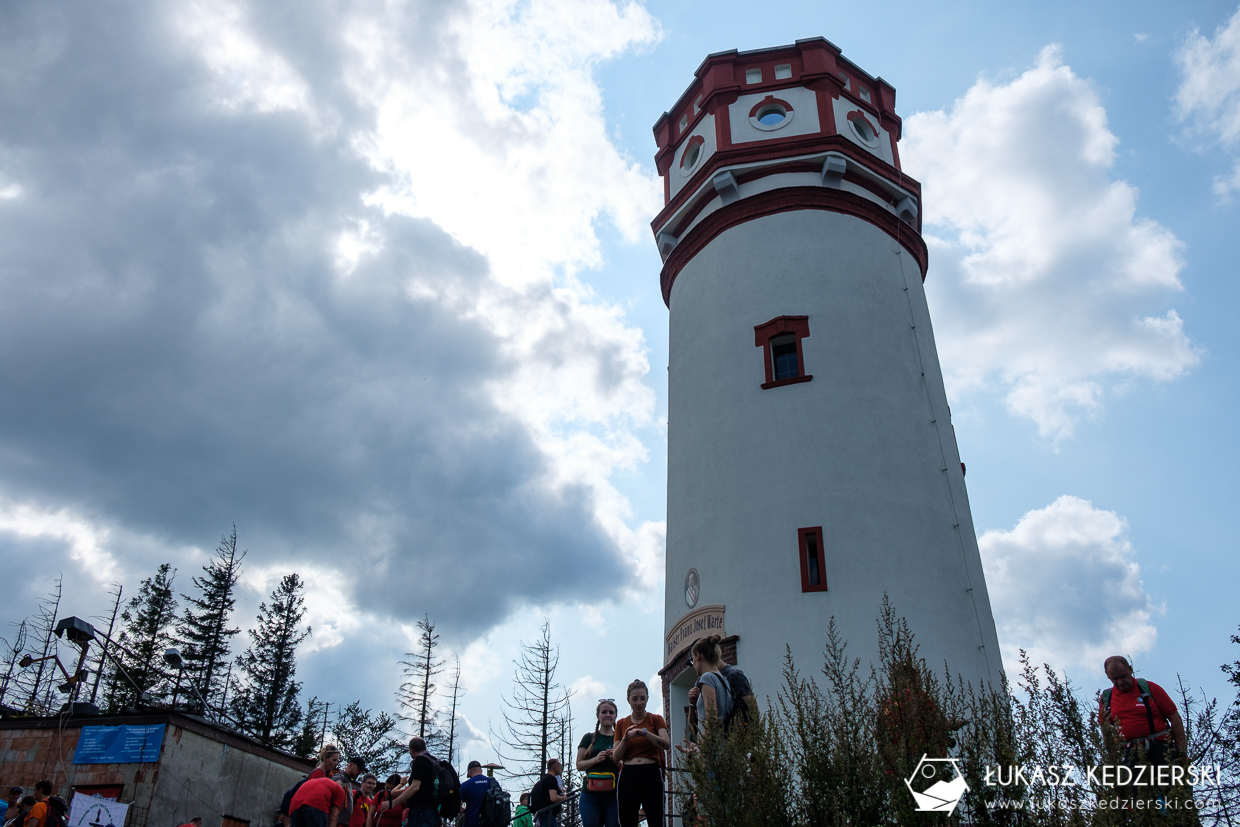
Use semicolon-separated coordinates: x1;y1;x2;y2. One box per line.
651;38;925;306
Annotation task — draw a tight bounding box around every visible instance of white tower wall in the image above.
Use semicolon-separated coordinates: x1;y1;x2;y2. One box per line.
664;209;1001;729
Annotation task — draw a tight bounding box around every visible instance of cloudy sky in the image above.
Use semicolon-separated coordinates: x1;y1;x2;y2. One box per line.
2;0;1238;762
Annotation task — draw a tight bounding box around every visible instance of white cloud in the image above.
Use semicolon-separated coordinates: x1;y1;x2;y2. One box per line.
1175;5;1240;197
979;495;1158;674
903;46;1199;441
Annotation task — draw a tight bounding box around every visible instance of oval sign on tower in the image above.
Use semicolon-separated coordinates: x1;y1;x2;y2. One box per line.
685;568;700;608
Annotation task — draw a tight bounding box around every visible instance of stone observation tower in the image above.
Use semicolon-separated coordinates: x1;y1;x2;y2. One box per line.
653;39;1004;737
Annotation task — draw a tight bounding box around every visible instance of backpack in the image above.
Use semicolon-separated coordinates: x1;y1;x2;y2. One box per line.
46;797;69;827
279;776;308;816
481;777;512;827
1101;678;1165;737
719;664;755;731
428;755;462;818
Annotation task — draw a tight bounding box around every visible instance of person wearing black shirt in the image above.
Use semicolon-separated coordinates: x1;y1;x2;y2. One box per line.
528;759;565;827
387;737;438;827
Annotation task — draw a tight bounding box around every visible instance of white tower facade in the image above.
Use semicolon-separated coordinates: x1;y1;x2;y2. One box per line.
654;40;1003;735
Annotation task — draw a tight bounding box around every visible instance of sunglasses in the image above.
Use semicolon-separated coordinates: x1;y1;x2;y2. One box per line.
598;698;616;703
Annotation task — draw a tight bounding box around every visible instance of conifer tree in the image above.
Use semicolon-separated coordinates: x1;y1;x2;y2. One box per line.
293;696;328;759
230;573;310;750
397;615;445;749
331;701;406;776
177;527;245;716
104;564;178;711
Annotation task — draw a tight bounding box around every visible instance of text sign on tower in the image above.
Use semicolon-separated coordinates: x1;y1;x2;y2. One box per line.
664;605;725;665
73;724;165;764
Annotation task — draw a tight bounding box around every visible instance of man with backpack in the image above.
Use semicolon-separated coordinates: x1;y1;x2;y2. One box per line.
458;761;491;827
1098;655;1186;766
386;737;459;827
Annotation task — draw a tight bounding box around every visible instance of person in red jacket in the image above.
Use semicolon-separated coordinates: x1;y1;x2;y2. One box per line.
289;776;346;827
1098;655;1186;765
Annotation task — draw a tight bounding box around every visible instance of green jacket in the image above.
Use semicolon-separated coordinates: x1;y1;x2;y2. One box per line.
513;804;533;827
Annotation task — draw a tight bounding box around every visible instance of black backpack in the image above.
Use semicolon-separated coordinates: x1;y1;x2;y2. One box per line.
481;777;512;827
279;776;308;816
46;797;69;827
719;664;755;731
429;755;462;818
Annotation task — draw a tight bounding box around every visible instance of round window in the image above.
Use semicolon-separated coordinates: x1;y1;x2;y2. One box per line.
749;100;795;132
849;114;879;147
683;141;702;170
757;104;786;126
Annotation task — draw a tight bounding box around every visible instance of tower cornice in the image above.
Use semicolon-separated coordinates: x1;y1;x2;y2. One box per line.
658;185;927;308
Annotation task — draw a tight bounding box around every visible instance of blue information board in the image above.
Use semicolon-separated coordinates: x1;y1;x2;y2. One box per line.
73;724;165;764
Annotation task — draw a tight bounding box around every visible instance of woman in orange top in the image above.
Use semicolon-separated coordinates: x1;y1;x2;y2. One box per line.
612;679;670;827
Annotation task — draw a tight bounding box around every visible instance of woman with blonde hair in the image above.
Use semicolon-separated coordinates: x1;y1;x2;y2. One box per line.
612;679;669;827
575;699;620;827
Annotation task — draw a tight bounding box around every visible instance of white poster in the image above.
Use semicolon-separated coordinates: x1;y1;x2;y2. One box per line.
68;796;130;827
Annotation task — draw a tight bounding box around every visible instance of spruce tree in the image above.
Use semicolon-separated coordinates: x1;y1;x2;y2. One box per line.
104;564;178;711
230;573;310;749
330;701;406;776
177;527;245;716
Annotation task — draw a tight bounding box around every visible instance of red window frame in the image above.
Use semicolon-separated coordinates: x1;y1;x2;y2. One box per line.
798;526;828;593
754;315;812;389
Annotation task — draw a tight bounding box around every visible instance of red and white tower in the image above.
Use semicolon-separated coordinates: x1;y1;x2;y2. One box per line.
654;39;1003;734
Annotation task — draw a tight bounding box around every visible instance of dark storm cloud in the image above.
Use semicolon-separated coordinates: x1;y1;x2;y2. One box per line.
0;1;629;634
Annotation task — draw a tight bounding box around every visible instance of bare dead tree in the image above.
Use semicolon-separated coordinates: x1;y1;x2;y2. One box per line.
556;707;582;827
89;583;123;705
25;575;63;714
444;656;465;766
397;615;445;750
0;619;29;708
491;620;573;783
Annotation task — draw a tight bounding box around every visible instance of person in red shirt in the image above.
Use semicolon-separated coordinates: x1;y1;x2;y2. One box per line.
348;774;377;827
289;776;346;827
1098;655;1186;764
368;774;404;827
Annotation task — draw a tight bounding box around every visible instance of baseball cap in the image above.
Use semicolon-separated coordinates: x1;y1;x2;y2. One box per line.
348;756;367;772
467;760;482;770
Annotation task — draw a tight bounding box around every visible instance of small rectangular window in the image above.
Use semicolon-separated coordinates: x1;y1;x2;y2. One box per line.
774;63;792;80
745;68;763;85
860;87;872;103
678;113;688;133
798;527;828;593
694;95;703;114
754;315;812;390
838;72;850;90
